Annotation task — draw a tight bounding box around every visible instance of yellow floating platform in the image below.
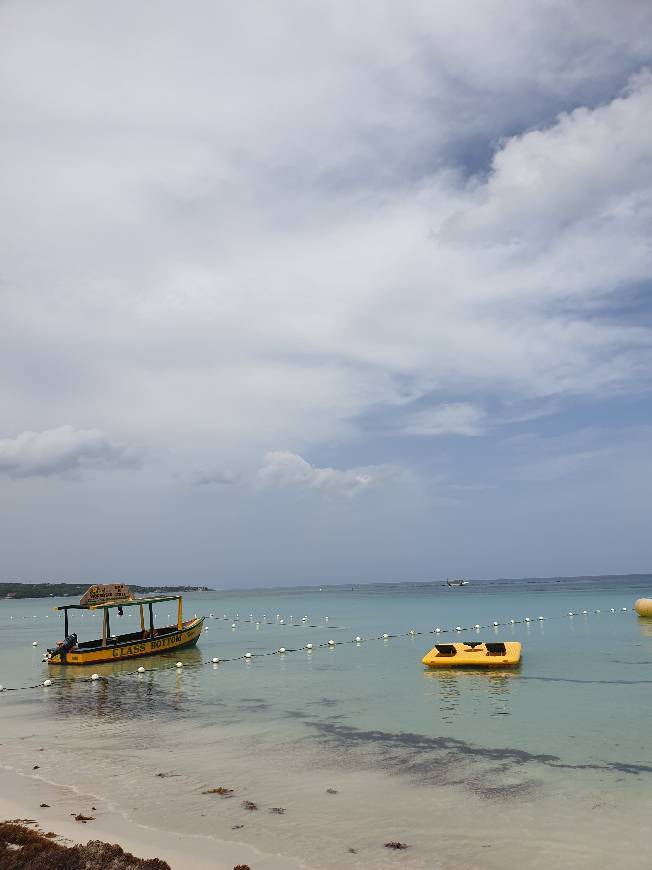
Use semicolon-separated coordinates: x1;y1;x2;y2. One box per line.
634;598;652;618
422;641;521;668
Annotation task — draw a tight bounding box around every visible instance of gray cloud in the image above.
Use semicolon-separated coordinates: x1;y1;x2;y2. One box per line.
401;403;486;437
0;426;140;479
190;469;239;487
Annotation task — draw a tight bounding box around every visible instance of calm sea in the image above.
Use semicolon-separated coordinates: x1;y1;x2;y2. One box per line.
1;576;651;869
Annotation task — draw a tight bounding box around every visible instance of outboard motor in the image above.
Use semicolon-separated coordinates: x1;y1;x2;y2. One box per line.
48;633;78;661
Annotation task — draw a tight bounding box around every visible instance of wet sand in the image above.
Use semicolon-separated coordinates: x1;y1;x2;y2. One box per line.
0;766;305;870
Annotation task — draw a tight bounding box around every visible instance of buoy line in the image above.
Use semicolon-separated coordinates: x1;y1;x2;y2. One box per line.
0;605;633;693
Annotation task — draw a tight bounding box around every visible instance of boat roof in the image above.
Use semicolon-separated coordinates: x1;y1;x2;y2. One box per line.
55;595;181;611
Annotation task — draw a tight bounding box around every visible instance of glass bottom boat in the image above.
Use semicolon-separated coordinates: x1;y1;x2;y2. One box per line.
45;585;205;666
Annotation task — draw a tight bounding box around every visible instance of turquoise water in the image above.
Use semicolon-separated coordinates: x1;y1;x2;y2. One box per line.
1;576;651;869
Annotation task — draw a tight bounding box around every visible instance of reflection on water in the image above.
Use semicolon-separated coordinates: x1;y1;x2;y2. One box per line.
637;617;652;638
46;647;202;681
423;668;520;723
43;648;203;723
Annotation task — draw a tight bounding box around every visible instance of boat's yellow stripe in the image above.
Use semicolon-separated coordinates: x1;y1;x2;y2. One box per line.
50;619;203;665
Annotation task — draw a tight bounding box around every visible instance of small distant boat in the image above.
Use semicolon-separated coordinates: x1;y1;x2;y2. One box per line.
45;583;204;666
446;578;470;587
422;641;521;668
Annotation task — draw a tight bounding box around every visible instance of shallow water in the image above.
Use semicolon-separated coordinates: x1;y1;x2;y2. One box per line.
1;576;651;869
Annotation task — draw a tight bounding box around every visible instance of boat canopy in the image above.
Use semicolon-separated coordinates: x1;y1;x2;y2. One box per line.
55;595;182;612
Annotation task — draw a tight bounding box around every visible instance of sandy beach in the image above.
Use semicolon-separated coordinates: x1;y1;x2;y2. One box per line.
0;765;305;870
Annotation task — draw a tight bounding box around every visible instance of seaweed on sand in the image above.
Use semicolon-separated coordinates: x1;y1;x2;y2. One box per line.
0;821;171;869
202;787;234;797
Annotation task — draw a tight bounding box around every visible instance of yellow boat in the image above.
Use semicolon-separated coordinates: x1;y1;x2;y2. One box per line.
634;598;652;618
46;583;204;666
422;641;521;668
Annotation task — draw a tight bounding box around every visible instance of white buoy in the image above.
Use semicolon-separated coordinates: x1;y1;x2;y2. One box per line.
538;616;544;620
595;609;601;613
32;641;38;646
434;627;441;633
355;636;362;643
212;657;219;664
325;616;329;620
327;639;335;646
492;621;499;627
622;607;628;612
382;633;389;639
455;626;462;632
43;679;52;687
509;618;515;624
474;624;481;630
610;608;615;613
91;673;100;681
302;616;308;621
278;647;286;654
568;612;574;617
525;617;531;622
306;643;313;650
231;623;236;629
582;610;588;615
176;661;183;668
137;666;145;673
244;652;252;659
409;629;416;635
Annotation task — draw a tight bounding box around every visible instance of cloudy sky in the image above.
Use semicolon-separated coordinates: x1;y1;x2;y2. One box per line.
1;1;651;586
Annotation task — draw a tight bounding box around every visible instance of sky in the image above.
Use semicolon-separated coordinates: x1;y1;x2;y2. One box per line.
1;0;651;587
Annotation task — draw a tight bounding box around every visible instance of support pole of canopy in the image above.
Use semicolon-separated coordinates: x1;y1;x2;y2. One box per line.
64;610;69;636
149;603;154;636
140;604;145;633
102;610;108;647
177;597;183;630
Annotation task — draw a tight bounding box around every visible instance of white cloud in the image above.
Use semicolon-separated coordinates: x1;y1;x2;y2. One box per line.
0;426;139;479
402;403;486;436
256;451;396;498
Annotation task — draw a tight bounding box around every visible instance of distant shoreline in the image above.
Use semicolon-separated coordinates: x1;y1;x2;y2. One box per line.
1;573;650;601
1;583;213;600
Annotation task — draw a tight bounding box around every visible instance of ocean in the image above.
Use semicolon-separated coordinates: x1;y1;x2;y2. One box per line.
1;575;650;869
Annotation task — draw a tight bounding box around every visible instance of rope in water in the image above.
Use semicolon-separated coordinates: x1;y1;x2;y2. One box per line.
0;605;634;692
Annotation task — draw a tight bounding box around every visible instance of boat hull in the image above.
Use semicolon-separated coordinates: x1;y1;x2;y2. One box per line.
422;641;521;668
48;617;204;666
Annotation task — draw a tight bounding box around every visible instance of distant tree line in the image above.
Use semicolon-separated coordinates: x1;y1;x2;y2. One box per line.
1;582;211;599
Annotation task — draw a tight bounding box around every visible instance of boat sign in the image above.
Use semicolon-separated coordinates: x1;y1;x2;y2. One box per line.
80;583;132;606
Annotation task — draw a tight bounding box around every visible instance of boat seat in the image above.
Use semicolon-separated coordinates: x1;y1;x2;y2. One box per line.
485;642;507;655
435;644;457;656
463;642;483;649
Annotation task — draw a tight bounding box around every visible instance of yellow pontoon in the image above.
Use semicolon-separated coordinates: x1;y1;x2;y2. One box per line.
46;584;204;666
422;641;521;668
